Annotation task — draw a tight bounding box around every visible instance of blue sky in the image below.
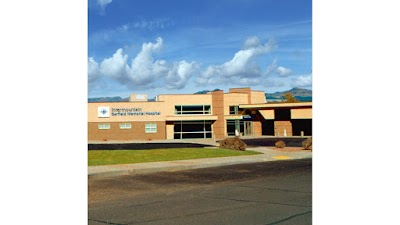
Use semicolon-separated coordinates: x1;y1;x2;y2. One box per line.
88;0;312;98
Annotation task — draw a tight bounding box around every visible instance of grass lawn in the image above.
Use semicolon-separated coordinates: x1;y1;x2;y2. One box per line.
88;148;261;166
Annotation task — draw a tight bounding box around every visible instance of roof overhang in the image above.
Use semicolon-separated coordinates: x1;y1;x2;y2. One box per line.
239;102;312;109
224;115;243;120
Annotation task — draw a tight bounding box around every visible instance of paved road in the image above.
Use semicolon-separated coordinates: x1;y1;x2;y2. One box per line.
89;159;312;225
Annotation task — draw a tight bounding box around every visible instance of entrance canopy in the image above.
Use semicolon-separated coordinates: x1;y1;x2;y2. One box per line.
239;102;312;120
239;102;312;109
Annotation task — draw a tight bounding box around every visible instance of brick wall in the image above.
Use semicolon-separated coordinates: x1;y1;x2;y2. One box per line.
88;121;166;141
211;90;225;139
274;121;293;137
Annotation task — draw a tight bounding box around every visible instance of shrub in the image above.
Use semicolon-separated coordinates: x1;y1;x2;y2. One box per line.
275;140;285;148
302;137;312;150
219;137;247;151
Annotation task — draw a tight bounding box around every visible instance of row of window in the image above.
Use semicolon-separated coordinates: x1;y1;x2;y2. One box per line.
174;105;242;115
174;121;212;139
98;123;157;133
174;105;211;115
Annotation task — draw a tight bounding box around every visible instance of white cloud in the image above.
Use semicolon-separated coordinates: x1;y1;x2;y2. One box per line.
292;75;312;88
99;48;129;80
264;58;278;77
89;19;174;45
88;36;304;93
127;37;168;86
196;37;277;86
276;66;292;77
88;37;198;91
264;59;293;77
232;77;262;86
88;57;100;84
243;36;260;49
166;61;199;89
131;18;174;30
97;0;112;9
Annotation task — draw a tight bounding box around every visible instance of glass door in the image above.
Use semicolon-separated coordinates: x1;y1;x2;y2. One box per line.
243;121;253;136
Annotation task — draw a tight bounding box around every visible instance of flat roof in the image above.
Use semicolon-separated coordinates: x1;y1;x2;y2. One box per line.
239;102;312;109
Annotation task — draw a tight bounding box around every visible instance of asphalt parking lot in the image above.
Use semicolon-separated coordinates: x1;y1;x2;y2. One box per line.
89;159;312;225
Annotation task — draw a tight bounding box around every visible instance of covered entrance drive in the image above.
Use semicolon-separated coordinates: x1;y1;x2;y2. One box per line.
239;102;312;137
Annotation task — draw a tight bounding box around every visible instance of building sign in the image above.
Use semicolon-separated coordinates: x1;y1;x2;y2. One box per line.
111;108;161;116
97;107;160;117
242;115;252;120
98;106;110;118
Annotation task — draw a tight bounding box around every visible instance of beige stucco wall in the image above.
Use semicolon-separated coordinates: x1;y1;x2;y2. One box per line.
157;94;212;104
166;123;174;139
88;102;169;122
291;108;312;119
158;94;213;117
223;93;249;115
89;95;216;123
129;94;148;101
251;91;267;104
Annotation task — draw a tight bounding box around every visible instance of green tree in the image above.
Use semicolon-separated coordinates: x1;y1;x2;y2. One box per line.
282;92;299;103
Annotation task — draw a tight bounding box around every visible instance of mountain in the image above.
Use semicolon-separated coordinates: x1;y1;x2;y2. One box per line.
88;96;158;102
193;87;311;102
88;88;312;102
88;96;129;102
194;89;222;94
265;88;312;102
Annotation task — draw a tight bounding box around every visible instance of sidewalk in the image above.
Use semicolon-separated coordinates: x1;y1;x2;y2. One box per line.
88;147;312;178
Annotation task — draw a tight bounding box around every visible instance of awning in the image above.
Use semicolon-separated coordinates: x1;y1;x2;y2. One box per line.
258;110;275;119
291;108;312;119
224;115;243;120
240;102;312;109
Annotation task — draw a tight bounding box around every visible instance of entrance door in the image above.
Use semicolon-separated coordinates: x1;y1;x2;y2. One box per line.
243;121;253;136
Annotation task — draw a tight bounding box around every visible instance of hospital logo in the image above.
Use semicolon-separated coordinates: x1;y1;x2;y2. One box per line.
98;106;110;118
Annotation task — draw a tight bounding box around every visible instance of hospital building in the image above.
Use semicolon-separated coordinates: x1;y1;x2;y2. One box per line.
88;87;312;142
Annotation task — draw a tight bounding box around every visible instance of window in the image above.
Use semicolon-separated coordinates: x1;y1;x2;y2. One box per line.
98;123;110;130
174;120;212;139
145;123;157;133
119;123;132;129
226;120;244;136
229;106;239;115
175;105;211;115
